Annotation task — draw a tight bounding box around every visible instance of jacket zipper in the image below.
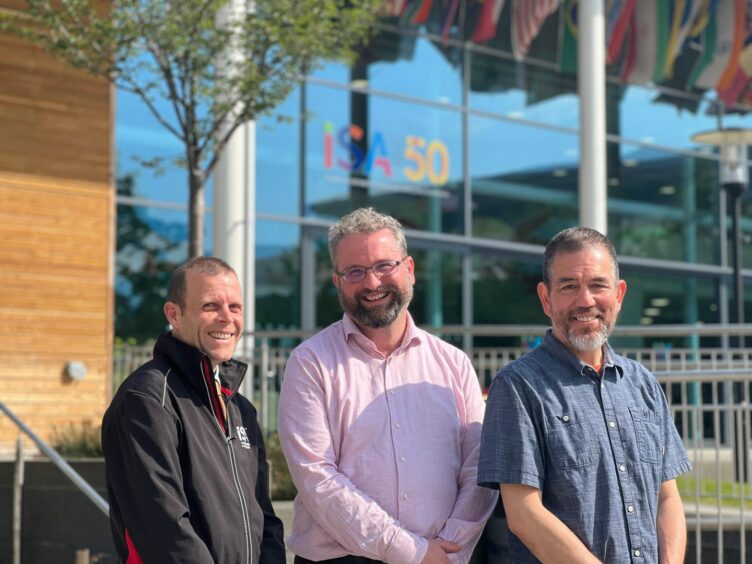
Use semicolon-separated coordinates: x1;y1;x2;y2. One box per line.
200;360;253;564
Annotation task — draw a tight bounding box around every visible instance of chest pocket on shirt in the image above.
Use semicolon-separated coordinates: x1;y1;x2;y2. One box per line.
629;407;664;464
545;414;598;469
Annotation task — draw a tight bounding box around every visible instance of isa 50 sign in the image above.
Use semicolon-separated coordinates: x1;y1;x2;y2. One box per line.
323;122;450;186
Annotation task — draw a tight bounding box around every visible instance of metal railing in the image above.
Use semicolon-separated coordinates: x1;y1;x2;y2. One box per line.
113;329;752;563
659;370;752;563
0;402;109;516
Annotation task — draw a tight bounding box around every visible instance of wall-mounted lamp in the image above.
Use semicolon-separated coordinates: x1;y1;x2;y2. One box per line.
65;361;88;381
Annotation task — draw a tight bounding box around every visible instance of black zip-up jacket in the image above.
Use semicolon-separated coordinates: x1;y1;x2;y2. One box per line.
102;332;285;563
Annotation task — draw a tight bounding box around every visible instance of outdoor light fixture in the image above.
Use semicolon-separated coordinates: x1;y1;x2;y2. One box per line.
65;361;88;381
693;127;752;483
691;128;752;330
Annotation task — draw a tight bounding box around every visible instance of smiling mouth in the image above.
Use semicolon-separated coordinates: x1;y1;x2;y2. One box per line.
209;332;234;340
362;291;389;302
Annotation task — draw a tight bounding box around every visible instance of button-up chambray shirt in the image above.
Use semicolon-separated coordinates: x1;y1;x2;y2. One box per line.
478;330;691;563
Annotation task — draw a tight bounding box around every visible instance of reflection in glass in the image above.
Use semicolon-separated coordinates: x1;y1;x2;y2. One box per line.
607;147;720;265
470;116;579;244
256;221;300;331
305;85;463;234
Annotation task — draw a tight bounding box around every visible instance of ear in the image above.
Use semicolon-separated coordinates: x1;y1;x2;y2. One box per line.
405;256;416;285
164;301;181;328
332;270;341;290
537;282;552;319
616;279;627;307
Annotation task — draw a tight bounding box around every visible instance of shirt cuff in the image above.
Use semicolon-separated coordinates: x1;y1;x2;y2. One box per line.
384;528;428;564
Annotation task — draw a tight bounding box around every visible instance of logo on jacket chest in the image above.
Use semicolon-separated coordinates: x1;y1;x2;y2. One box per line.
236;425;251;449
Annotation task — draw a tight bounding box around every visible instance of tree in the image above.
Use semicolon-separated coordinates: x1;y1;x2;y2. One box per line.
1;0;386;256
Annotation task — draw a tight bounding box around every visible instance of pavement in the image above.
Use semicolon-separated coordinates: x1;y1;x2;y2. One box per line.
272;500;295;563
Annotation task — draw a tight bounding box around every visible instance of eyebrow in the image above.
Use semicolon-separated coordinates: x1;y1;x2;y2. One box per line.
555;276;611;284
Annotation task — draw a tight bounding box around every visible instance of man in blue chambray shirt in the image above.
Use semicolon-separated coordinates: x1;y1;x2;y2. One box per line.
478;227;691;563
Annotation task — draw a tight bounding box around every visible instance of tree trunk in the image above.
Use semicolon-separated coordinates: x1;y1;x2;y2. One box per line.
188;168;205;258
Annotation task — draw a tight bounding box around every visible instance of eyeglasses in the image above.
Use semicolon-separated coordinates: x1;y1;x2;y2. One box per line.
337;259;406;283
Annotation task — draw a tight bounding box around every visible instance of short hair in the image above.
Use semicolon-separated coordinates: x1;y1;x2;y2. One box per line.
542;227;619;286
328;207;408;268
167;256;236;309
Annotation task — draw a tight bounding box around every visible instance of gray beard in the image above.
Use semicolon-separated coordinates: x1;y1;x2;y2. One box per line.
339;284;412;329
566;322;611;353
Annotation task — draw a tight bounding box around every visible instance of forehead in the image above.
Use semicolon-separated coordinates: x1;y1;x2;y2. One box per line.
184;270;242;298
549;245;615;280
335;229;401;262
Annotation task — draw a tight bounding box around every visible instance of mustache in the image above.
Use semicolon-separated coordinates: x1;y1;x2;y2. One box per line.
572;307;604;317
355;285;398;300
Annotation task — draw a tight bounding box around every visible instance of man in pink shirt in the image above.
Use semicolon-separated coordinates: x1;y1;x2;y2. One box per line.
278;208;497;564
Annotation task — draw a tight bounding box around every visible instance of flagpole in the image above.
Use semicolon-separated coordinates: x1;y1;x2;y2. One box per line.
578;0;608;234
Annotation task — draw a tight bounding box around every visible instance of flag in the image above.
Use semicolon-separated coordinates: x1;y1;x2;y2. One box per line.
694;0;735;88
717;68;748;107
511;0;562;60
651;0;672;83
688;0;718;39
558;0;578;74
400;0;434;25
686;2;719;88
386;0;409;17
471;0;507;43
663;0;704;78
716;0;747;91
606;0;636;64
623;0;658;84
441;0;462;40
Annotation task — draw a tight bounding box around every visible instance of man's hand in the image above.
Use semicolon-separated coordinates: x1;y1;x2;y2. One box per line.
420;539;461;564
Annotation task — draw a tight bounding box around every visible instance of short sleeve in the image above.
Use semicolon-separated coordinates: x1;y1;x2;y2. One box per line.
477;368;544;490
655;379;692;482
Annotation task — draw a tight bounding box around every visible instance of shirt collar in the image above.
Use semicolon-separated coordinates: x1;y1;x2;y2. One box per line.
341;311;422;356
542;329;625;379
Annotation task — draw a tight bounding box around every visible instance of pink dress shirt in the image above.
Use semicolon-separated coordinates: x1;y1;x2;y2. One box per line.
278;314;497;564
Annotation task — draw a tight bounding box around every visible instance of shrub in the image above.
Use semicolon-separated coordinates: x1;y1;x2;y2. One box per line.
265;432;297;500
51;420;103;458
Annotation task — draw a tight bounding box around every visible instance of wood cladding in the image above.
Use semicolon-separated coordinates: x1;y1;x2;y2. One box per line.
0;21;111;185
0;4;113;453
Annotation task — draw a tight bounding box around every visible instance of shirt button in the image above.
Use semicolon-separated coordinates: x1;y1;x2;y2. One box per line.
389;390;395;396
627;504;634;513
562;415;570;422
609;420;616;428
619;464;626;472
400;456;406;462
634;549;641;557
395;423;400;429
402;494;408;500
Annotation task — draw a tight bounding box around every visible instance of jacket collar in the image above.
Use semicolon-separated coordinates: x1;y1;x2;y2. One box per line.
153;332;248;395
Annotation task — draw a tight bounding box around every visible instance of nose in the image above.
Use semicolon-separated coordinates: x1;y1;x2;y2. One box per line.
575;286;596;308
361;267;383;288
216;303;232;321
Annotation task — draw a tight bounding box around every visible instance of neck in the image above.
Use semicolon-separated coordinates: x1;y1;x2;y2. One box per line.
576;348;603;373
357;312;409;357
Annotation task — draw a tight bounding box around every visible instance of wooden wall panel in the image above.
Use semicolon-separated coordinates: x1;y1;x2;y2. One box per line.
0;3;113;455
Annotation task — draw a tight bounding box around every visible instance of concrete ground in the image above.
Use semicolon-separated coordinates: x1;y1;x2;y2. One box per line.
273;499;295;563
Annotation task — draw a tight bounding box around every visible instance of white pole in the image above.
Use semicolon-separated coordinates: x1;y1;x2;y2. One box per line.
214;0;256;364
578;0;608;233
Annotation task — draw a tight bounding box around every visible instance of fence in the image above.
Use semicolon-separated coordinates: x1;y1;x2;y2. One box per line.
113;328;752;563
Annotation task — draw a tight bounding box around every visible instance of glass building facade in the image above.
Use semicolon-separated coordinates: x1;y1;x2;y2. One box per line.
115;10;752;348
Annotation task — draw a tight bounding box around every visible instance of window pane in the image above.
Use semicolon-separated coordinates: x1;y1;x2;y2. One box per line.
305;85;463;234
470;116;579;244
256;221;300;330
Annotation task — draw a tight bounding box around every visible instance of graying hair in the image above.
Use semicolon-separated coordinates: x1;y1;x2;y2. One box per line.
328;208;407;268
542;227;619;287
167;256;236;309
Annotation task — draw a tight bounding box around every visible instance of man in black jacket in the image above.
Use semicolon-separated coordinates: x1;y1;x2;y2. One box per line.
103;256;285;563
